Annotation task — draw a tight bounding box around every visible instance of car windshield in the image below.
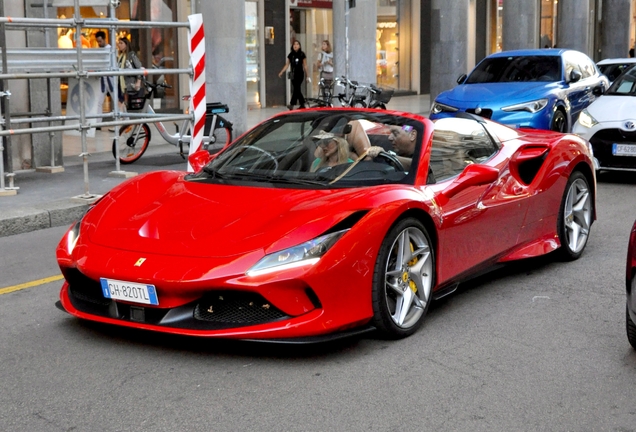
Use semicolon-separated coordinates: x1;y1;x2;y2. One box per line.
598;63;634;83
187;110;423;188
466;55;562;83
605;65;636;95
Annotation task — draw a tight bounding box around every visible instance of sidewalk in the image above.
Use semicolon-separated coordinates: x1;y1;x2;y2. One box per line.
0;94;430;237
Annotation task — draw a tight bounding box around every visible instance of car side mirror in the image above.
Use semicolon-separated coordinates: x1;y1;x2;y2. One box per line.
592;85;605;96
438;164;499;205
188;149;212;172
457;74;467;85
569;70;582;83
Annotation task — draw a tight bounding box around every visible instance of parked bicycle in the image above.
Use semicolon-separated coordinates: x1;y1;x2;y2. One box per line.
112;80;233;164
367;83;395;109
305;76;392;109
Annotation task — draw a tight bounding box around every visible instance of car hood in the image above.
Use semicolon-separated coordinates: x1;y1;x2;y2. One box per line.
585;95;636;122
440;82;559;105
85;171;367;258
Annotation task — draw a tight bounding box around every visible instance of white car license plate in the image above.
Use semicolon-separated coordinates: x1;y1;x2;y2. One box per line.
612;143;636;156
100;278;159;305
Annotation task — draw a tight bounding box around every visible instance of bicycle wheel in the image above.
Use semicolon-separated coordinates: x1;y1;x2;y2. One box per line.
112;123;151;164
352;100;367;109
305;98;331;108
208;126;233;154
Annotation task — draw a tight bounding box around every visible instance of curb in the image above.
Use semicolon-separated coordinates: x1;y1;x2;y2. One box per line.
0;200;88;237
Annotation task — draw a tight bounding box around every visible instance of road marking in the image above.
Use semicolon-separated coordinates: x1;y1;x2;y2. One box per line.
0;275;64;295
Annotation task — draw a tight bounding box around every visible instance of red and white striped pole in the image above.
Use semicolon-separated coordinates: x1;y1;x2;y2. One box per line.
187;14;206;171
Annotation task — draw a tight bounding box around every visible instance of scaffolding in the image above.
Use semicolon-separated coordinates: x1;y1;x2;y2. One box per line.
0;0;195;199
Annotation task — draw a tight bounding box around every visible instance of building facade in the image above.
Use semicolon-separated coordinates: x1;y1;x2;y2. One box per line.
3;0;636;172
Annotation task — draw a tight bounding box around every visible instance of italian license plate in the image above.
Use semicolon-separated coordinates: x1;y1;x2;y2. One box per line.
100;278;159;305
612;143;636;156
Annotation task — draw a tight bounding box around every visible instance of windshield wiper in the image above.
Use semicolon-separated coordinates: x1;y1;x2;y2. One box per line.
211;169;327;186
202;167;229;179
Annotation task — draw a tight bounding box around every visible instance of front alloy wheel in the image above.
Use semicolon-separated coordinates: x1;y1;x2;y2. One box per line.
557;171;593;260
550;110;567;132
372;218;435;339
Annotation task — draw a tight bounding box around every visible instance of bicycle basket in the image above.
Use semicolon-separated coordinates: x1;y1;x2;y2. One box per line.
126;88;146;111
372;87;395;104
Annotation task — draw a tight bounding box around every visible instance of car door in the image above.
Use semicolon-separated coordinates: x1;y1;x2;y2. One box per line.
563;51;600;121
425;117;529;283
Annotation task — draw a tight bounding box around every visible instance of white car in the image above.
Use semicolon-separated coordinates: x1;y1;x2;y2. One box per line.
573;64;636;172
597;57;636;84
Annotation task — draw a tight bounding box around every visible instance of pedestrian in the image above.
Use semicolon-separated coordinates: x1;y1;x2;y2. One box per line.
278;40;309;110
95;31;114;118
117;37;144;112
316;40;334;81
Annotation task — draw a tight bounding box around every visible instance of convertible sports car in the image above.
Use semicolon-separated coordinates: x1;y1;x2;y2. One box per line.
56;109;596;341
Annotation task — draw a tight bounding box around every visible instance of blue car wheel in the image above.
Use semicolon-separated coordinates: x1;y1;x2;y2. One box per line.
550;110;567;132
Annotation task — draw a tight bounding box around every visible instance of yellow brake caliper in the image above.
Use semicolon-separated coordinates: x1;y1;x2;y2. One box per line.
406;242;418;293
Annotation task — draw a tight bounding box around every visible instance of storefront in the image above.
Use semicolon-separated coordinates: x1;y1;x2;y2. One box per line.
289;0;333;98
56;0;180;112
377;0;413;92
246;1;263;108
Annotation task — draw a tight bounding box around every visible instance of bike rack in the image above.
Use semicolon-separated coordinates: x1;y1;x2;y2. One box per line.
0;0;197;199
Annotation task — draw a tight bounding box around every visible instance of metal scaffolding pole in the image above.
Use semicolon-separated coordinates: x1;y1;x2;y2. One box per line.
0;0;16;195
0;0;196;199
73;0;94;200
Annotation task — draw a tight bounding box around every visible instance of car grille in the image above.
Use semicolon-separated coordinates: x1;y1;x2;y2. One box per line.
590;128;636;169
194;292;287;325
64;269;290;330
66;269;111;315
466;108;493;119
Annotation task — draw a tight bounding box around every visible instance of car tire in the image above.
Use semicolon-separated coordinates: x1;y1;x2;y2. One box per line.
627;305;636;350
556;171;593;261
371;217;435;339
550;110;567;132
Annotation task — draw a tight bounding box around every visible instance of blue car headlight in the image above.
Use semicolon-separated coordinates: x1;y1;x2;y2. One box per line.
577;109;598;129
247;229;349;277
501;99;549;113
431;101;459;114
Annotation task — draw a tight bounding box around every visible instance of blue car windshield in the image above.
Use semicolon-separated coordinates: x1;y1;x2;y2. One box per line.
466;56;562;83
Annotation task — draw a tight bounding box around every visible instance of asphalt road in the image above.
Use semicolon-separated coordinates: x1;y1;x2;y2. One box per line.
1;172;635;432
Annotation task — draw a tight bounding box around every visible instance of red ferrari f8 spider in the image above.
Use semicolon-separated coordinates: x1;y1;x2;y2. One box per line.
56;109;596;341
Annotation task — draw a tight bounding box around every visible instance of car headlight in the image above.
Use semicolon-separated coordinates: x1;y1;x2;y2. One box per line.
247;229;349;277
577;109;598;129
501;99;549;113
431;102;459;114
66;220;81;254
65;197;105;254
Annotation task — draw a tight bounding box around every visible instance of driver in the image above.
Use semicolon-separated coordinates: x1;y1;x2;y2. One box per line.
367;125;416;171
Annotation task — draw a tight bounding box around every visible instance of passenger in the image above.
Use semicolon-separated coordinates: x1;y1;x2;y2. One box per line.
345;119;371;159
311;131;353;172
367;124;416;171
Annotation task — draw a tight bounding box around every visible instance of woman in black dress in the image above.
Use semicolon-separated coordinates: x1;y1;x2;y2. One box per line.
278;40;309;109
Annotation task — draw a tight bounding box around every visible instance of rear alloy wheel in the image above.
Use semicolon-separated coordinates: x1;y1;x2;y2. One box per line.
372;218;435;339
627;305;636;350
557;171;592;260
550;110;567;132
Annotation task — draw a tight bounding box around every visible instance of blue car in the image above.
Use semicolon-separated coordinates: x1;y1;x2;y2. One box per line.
430;49;608;132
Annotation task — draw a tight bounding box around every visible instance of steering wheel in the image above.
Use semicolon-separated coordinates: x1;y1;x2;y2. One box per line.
235;146;279;171
374;151;405;172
